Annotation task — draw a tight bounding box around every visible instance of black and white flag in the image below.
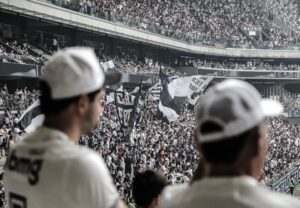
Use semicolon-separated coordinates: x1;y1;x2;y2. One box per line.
148;76;178;101
148;82;162;101
158;71;185;122
158;73;212;122
167;76;213;105
115;86;143;143
17;100;44;133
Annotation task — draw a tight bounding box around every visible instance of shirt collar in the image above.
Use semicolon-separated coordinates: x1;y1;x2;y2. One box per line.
26;126;75;144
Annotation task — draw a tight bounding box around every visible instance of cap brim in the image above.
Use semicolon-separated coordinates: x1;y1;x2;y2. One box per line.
261;99;284;117
104;69;122;86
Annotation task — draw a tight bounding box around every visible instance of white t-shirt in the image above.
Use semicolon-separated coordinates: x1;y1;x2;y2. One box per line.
4;127;119;208
160;183;188;207
160;176;300;208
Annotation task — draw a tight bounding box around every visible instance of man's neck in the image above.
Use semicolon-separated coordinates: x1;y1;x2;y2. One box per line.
207;164;249;177
43;116;80;144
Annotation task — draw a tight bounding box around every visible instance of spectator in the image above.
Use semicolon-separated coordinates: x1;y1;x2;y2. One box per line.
132;170;167;208
4;47;126;208
160;79;300;208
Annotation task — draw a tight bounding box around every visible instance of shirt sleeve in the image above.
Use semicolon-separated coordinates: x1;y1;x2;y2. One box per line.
65;151;120;208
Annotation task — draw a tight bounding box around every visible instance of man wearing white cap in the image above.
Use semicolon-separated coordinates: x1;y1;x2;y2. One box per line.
4;47;126;208
160;79;300;208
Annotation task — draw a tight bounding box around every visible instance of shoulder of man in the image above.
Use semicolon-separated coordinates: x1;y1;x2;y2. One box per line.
159;183;189;208
239;180;300;208
64;149;120;208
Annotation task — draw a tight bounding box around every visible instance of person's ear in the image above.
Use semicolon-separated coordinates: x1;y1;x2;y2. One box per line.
75;95;89;117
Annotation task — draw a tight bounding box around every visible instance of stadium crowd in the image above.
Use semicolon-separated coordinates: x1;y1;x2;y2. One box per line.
104;54;181;75
0;40;48;65
44;0;299;49
0;85;38;159
0;83;299;204
191;59;300;71
3;38;300;75
3;34;300;75
80;102;300;203
261;117;300;186
0;34;182;75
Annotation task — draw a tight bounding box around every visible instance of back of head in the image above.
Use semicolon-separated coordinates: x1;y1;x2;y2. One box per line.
200;123;259;165
132;170;167;207
195;79;283;166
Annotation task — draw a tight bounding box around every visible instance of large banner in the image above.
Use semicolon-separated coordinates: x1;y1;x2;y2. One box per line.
0;63;40;77
148;76;178;101
149;75;212;104
115;87;142;142
176;66;300;79
158;73;212;122
196;67;300;79
158;71;183;122
167;76;213;105
284;109;300;118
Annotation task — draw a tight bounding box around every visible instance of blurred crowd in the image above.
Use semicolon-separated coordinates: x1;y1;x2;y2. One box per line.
79;99;197;204
0;85;39;111
191;59;300;71
0;84;299;204
261;117;300;185
3;35;300;75
266;85;300;109
45;0;300;49
0;40;48;65
67;89;300;203
102;53;182;75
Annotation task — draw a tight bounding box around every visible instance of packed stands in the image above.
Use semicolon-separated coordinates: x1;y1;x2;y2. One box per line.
1;84;299;204
41;0;300;49
191;59;300;71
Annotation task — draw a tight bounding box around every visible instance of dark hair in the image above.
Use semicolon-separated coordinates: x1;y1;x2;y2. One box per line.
39;81;100;116
132;170;167;207
200;122;259;165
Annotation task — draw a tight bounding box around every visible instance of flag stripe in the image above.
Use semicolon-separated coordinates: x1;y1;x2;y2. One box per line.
18;103;43;129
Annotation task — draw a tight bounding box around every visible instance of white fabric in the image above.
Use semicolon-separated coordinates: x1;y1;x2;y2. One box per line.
160;183;188;207
17;100;40;123
100;60;115;71
4;127;119;208
158;101;179;122
43;47;105;99
148;82;162;101
148;76;179;101
24;114;44;133
11;69;38;77
17;100;44;133
160;176;300;208
106;92;115;104
167;76;212;105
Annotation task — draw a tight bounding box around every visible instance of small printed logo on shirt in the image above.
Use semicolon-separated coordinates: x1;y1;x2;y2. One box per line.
6;150;43;185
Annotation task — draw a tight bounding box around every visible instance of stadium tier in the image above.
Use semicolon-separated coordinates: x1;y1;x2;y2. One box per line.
0;1;300;207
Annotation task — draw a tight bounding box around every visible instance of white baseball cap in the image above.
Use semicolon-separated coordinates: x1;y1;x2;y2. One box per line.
196;79;283;143
42;47;121;99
